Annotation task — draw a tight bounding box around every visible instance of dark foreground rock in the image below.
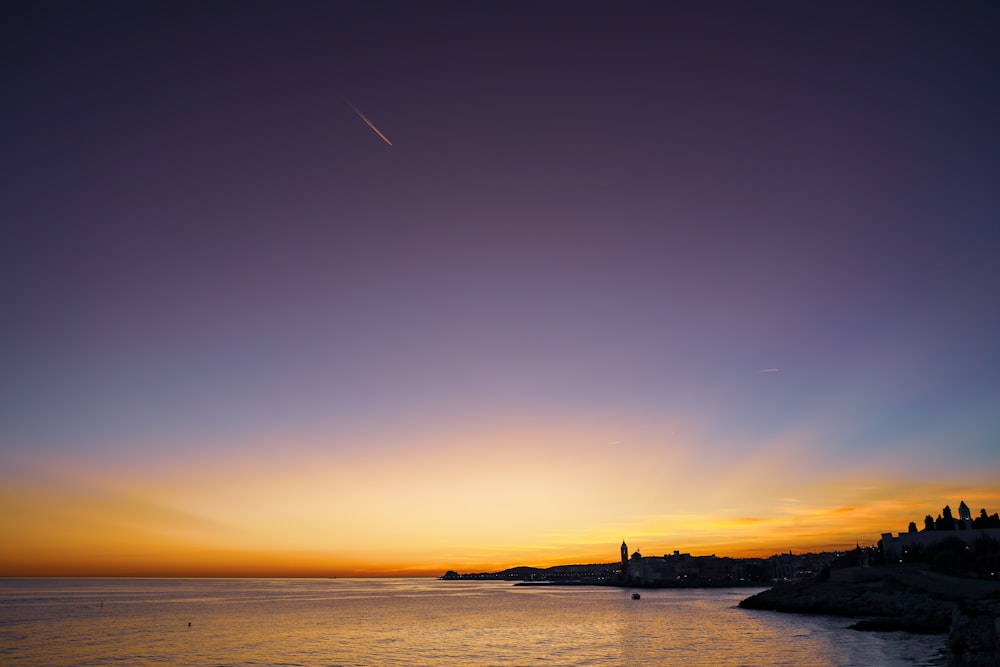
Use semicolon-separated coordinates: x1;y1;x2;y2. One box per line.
739;567;1000;666
949;599;1000;667
739;571;953;633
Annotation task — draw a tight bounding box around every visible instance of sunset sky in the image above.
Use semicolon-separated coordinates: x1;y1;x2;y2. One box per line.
2;1;999;577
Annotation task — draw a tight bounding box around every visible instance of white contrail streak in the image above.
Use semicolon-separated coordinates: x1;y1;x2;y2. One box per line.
346;101;393;146
757;368;779;373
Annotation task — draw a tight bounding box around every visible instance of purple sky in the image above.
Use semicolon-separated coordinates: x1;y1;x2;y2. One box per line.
2;1;999;571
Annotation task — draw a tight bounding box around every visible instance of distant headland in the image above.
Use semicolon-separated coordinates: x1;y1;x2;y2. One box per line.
441;546;839;588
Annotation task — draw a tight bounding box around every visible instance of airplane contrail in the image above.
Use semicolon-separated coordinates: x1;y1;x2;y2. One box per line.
346;101;392;146
757;368;779;373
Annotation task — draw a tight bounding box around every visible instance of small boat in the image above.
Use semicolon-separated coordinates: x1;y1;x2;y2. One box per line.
631;593;641;600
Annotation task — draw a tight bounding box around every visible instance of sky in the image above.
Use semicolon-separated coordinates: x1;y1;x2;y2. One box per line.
2;0;999;577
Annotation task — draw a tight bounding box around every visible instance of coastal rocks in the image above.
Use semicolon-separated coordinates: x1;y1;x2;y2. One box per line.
949;599;1000;667
739;567;1000;665
738;574;953;634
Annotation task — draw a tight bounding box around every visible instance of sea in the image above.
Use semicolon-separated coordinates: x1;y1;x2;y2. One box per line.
0;578;948;666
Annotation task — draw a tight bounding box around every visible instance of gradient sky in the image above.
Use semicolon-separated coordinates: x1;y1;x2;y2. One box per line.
2;1;999;577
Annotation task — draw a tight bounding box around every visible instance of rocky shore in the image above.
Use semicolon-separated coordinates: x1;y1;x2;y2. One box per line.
739;566;1000;666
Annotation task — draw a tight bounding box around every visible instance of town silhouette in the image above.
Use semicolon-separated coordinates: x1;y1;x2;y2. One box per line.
443;499;1000;663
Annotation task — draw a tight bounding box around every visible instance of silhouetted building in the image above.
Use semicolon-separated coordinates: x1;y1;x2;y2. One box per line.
618;542;787;586
882;499;1000;562
959;500;972;525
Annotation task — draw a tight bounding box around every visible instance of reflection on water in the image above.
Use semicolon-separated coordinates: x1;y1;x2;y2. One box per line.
0;578;947;666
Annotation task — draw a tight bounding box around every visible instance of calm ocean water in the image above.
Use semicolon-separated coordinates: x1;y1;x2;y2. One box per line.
0;578;946;666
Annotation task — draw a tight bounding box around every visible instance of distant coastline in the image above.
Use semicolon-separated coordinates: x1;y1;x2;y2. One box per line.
440;549;838;588
442;501;1000;665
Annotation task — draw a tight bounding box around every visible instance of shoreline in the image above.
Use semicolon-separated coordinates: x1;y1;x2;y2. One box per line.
737;565;1000;666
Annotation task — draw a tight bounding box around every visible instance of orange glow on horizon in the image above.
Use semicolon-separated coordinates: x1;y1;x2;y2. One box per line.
4;419;998;578
4;475;998;577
